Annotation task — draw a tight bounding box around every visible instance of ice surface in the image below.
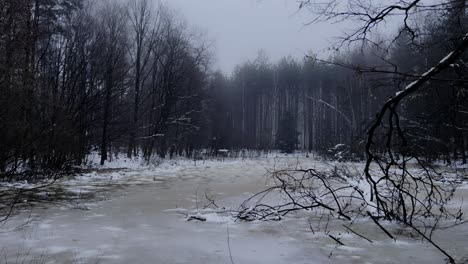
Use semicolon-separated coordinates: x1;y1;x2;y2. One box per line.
0;155;467;263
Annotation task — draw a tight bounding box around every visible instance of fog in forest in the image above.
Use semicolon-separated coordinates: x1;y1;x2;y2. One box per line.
0;0;467;263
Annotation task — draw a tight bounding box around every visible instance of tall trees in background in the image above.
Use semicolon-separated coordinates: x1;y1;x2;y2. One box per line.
207;54;378;153
0;0;466;181
206;0;467;162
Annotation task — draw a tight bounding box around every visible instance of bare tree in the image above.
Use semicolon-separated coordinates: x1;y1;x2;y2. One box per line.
127;0;158;158
94;1;129;165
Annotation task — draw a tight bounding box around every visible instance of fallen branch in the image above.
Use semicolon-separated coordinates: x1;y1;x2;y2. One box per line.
329;235;345;246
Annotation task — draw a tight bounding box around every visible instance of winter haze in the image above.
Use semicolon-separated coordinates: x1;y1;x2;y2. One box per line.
166;0;341;73
0;0;467;263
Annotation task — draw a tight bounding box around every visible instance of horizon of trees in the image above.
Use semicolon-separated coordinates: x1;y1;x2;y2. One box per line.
207;0;467;163
0;0;466;181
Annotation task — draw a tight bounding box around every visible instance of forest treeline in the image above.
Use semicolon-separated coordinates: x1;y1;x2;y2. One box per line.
0;0;467;180
208;0;467;162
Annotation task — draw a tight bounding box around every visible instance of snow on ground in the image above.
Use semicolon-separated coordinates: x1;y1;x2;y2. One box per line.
0;154;467;264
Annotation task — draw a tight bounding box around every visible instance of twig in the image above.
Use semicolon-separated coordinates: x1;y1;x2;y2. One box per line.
227;222;235;264
329;234;345;246
343;224;373;243
367;212;395;240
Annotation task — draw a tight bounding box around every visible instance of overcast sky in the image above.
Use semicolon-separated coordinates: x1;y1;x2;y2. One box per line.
163;0;343;74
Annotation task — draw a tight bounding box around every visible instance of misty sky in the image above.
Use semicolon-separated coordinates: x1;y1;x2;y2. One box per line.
164;0;343;74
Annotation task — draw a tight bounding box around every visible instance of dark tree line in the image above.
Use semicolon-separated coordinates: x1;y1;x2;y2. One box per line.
0;0;210;180
206;54;379;153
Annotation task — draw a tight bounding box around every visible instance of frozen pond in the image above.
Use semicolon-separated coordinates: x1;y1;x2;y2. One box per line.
1;157;467;263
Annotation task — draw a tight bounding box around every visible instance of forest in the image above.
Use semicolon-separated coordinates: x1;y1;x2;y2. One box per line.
0;0;467;181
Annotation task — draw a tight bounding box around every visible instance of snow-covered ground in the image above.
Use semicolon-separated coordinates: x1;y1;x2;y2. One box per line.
0;155;467;264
